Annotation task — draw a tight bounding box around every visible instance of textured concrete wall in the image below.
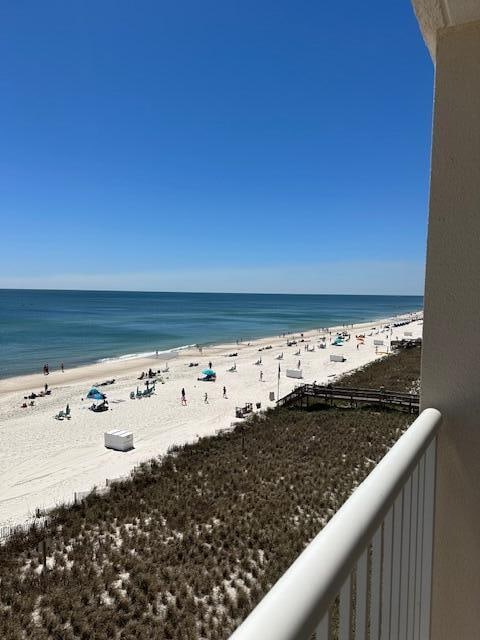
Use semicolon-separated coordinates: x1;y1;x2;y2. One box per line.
421;19;480;640
412;0;480;59
412;0;447;57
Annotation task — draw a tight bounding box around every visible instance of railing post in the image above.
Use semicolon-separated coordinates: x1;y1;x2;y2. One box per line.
419;438;437;639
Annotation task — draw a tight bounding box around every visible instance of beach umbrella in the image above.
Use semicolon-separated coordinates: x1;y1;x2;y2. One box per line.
87;388;106;400
202;369;216;376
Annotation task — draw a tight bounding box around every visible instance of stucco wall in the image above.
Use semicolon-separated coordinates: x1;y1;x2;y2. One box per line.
421;19;480;639
412;0;480;58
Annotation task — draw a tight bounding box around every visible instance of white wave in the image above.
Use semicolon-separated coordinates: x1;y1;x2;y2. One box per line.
97;343;197;364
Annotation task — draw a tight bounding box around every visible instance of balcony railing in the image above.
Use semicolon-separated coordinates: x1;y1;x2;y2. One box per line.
230;408;441;640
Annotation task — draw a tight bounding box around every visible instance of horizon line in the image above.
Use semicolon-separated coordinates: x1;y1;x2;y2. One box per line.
0;287;424;297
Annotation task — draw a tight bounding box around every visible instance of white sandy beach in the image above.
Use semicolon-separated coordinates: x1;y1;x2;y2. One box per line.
0;313;422;531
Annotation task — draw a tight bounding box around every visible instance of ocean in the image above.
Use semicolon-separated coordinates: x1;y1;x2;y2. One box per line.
0;290;423;378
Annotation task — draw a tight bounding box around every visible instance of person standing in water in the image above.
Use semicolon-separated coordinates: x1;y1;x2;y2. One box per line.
61;362;64;373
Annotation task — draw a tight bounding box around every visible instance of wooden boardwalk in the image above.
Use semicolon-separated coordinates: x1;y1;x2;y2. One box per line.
277;384;420;413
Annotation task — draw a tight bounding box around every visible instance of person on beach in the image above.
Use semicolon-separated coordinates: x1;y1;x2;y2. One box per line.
297;360;301;369
208;361;212;369
223;386;227;398
44;383;48;393
61;362;64;373
45;364;49;375
259;371;263;381
181;388;187;405
204;392;208;404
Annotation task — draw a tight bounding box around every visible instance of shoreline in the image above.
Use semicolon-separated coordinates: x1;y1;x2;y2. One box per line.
0;310;422;530
0;308;422;392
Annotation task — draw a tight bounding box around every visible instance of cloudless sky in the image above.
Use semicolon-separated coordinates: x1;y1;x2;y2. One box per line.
0;1;433;294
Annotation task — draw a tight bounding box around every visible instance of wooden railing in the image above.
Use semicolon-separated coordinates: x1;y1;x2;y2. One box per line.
277;384;420;413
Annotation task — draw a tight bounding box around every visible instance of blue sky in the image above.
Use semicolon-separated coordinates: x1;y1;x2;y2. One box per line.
0;1;433;294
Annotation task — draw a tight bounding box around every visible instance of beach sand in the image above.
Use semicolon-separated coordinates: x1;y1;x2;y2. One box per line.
0;313;422;530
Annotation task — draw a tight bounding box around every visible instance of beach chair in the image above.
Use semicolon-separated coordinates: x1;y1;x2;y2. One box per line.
90;401;109;412
55;410;65;420
130;391;135;400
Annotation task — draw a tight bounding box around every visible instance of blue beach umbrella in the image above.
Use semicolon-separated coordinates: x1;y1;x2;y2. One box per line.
87;388;106;400
202;369;216;376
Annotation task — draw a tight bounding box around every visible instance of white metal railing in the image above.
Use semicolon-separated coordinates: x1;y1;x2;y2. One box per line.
230;408;441;640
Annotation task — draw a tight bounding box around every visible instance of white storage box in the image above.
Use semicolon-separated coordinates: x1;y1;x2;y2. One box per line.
404;331;412;336
286;368;303;379
374;339;384;346
104;429;134;452
330;354;345;363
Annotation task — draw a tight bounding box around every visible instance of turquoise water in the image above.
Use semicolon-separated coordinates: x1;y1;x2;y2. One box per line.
0;290;422;378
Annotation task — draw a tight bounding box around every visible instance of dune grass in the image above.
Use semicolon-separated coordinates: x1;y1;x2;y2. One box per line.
338;345;421;392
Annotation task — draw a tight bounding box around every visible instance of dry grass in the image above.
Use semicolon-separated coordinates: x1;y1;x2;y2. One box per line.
0;349;421;640
338;345;421;392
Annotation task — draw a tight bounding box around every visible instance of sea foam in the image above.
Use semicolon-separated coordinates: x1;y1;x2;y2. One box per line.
97;343;197;364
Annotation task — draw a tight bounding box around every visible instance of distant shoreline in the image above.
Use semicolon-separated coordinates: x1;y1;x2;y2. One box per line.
0;310;422;394
0;289;423;379
0;303;423;383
